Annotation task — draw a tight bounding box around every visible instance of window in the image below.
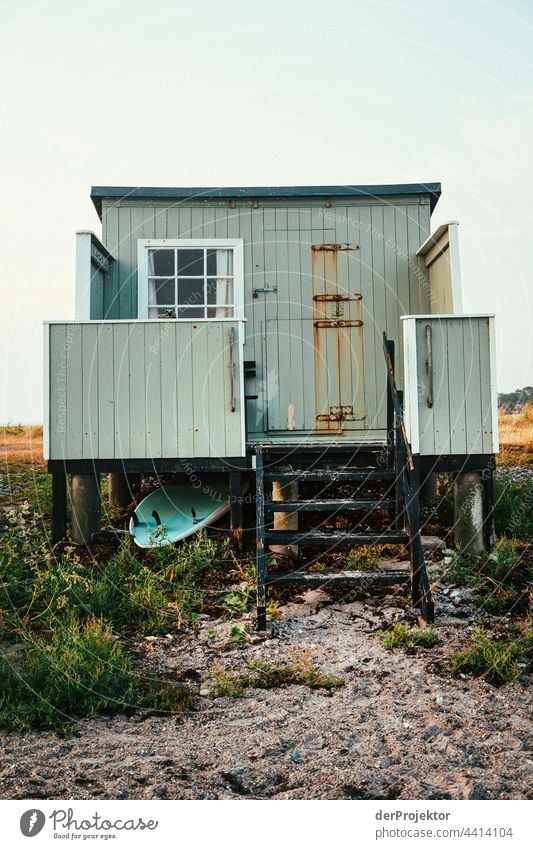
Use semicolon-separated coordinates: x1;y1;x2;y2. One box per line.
138;239;243;320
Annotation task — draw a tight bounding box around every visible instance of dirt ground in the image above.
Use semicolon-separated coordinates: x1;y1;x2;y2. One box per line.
1;584;531;801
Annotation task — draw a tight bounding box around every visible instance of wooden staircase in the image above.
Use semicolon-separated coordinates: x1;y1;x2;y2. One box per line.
254;337;435;629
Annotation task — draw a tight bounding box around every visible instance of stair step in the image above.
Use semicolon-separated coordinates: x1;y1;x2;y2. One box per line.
264;498;396;512
262;468;395;482
263;530;409;546
265;569;409;587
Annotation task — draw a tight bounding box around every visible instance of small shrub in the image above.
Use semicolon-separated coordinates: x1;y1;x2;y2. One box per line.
345;546;381;571
217;586;253;618
493;472;533;541
448;627;523;684
228;624;250;644
0;618;139;731
380;622;438;650
205;651;344;698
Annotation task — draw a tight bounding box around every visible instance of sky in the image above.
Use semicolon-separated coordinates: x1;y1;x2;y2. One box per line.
0;0;532;423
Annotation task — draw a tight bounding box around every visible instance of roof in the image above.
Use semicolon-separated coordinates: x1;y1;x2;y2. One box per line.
90;182;441;217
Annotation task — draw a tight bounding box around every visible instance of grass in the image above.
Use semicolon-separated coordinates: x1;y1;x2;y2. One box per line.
0;617;192;732
206;651;344;698
498;403;533;459
448;623;532;685
493;472;533;541
0;493;229;729
379;622;438;650
442;539;531;615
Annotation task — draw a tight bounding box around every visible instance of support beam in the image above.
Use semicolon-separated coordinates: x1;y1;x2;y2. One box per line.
108;473;140;508
453;472;484;554
270;480;299;560
420;472;438;506
229;471;244;550
52;473;67;543
71;473;101;545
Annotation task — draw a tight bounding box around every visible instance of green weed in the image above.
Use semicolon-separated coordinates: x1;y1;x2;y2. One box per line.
448;625;532;685
205;651;344;698
380;622;438;650
0;617;192;731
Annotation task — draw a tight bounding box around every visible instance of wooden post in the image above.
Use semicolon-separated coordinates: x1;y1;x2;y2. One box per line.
71;473;101;545
108;473;140;508
229;471;244;550
256;451;267;631
270;480;299;560
453;471;484;554
52;473;67;543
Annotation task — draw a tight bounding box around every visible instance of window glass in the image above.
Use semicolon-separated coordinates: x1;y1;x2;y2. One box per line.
178;306;204;318
144;244;236;318
178;249;204;276
150;249;174;276
178;278;204;308
148;278;175;306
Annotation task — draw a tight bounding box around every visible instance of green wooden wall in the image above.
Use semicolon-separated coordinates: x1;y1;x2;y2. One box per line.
101;196;431;439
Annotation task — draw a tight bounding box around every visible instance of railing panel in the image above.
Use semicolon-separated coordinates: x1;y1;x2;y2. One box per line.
45;320;246;460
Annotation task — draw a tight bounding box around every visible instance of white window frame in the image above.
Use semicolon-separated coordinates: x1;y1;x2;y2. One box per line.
137;238;244;320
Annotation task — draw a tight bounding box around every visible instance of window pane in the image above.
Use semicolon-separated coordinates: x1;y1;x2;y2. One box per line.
148;278;175;306
150;249;174;276
207;277;234;308
178;306;204;318
148;307;176;319
178;249;204;276
207;306;234;318
178;278;204;308
207;249;233;276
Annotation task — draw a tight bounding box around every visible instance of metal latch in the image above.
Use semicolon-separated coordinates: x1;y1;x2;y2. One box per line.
253;287;277;298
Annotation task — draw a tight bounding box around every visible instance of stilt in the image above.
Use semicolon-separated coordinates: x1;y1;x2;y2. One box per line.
108;472;140;508
482;465;495;551
52;473;67;543
420;472;438;506
453;471;484;553
270;480;299;560
71;473;101;545
255;450;267;631
229;471;244;550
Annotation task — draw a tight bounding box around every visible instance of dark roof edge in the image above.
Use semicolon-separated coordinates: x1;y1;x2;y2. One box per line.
91;182;441;217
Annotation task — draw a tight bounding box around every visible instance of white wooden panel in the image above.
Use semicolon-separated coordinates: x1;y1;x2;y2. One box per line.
49;324;66;459
97;322;114;457
144;322;163;458
65;324;83;459
176;322;194;457
113;323;131;459
128;323;146;457
403;315;497;457
47;320;245;460
81;324;99;459
446;319;466;454
160;322;178;457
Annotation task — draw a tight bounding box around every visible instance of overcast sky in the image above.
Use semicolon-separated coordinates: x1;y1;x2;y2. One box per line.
1;0;532;423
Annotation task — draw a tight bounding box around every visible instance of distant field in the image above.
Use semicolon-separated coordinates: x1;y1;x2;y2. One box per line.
1;424;44;465
1;410;532;466
498;404;533;464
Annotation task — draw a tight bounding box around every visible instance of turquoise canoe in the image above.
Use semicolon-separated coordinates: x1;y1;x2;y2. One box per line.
129;478;232;548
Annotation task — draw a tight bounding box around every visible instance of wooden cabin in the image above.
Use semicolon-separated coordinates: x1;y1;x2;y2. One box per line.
44;183;498;624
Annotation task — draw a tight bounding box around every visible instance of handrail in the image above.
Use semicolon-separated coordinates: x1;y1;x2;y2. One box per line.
382;333;414;472
382;332;434;622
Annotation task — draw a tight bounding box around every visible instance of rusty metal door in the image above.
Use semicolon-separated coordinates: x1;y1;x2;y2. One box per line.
312;244;365;432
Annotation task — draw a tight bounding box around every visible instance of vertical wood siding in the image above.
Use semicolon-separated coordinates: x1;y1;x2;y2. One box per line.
101;198;431;439
404;316;497;456
46;321;245;460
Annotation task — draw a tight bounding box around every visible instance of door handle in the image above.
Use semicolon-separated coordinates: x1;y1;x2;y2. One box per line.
228;327;236;412
425;324;433;408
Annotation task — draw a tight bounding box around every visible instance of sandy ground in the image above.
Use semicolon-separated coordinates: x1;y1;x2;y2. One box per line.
1;585;531;801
